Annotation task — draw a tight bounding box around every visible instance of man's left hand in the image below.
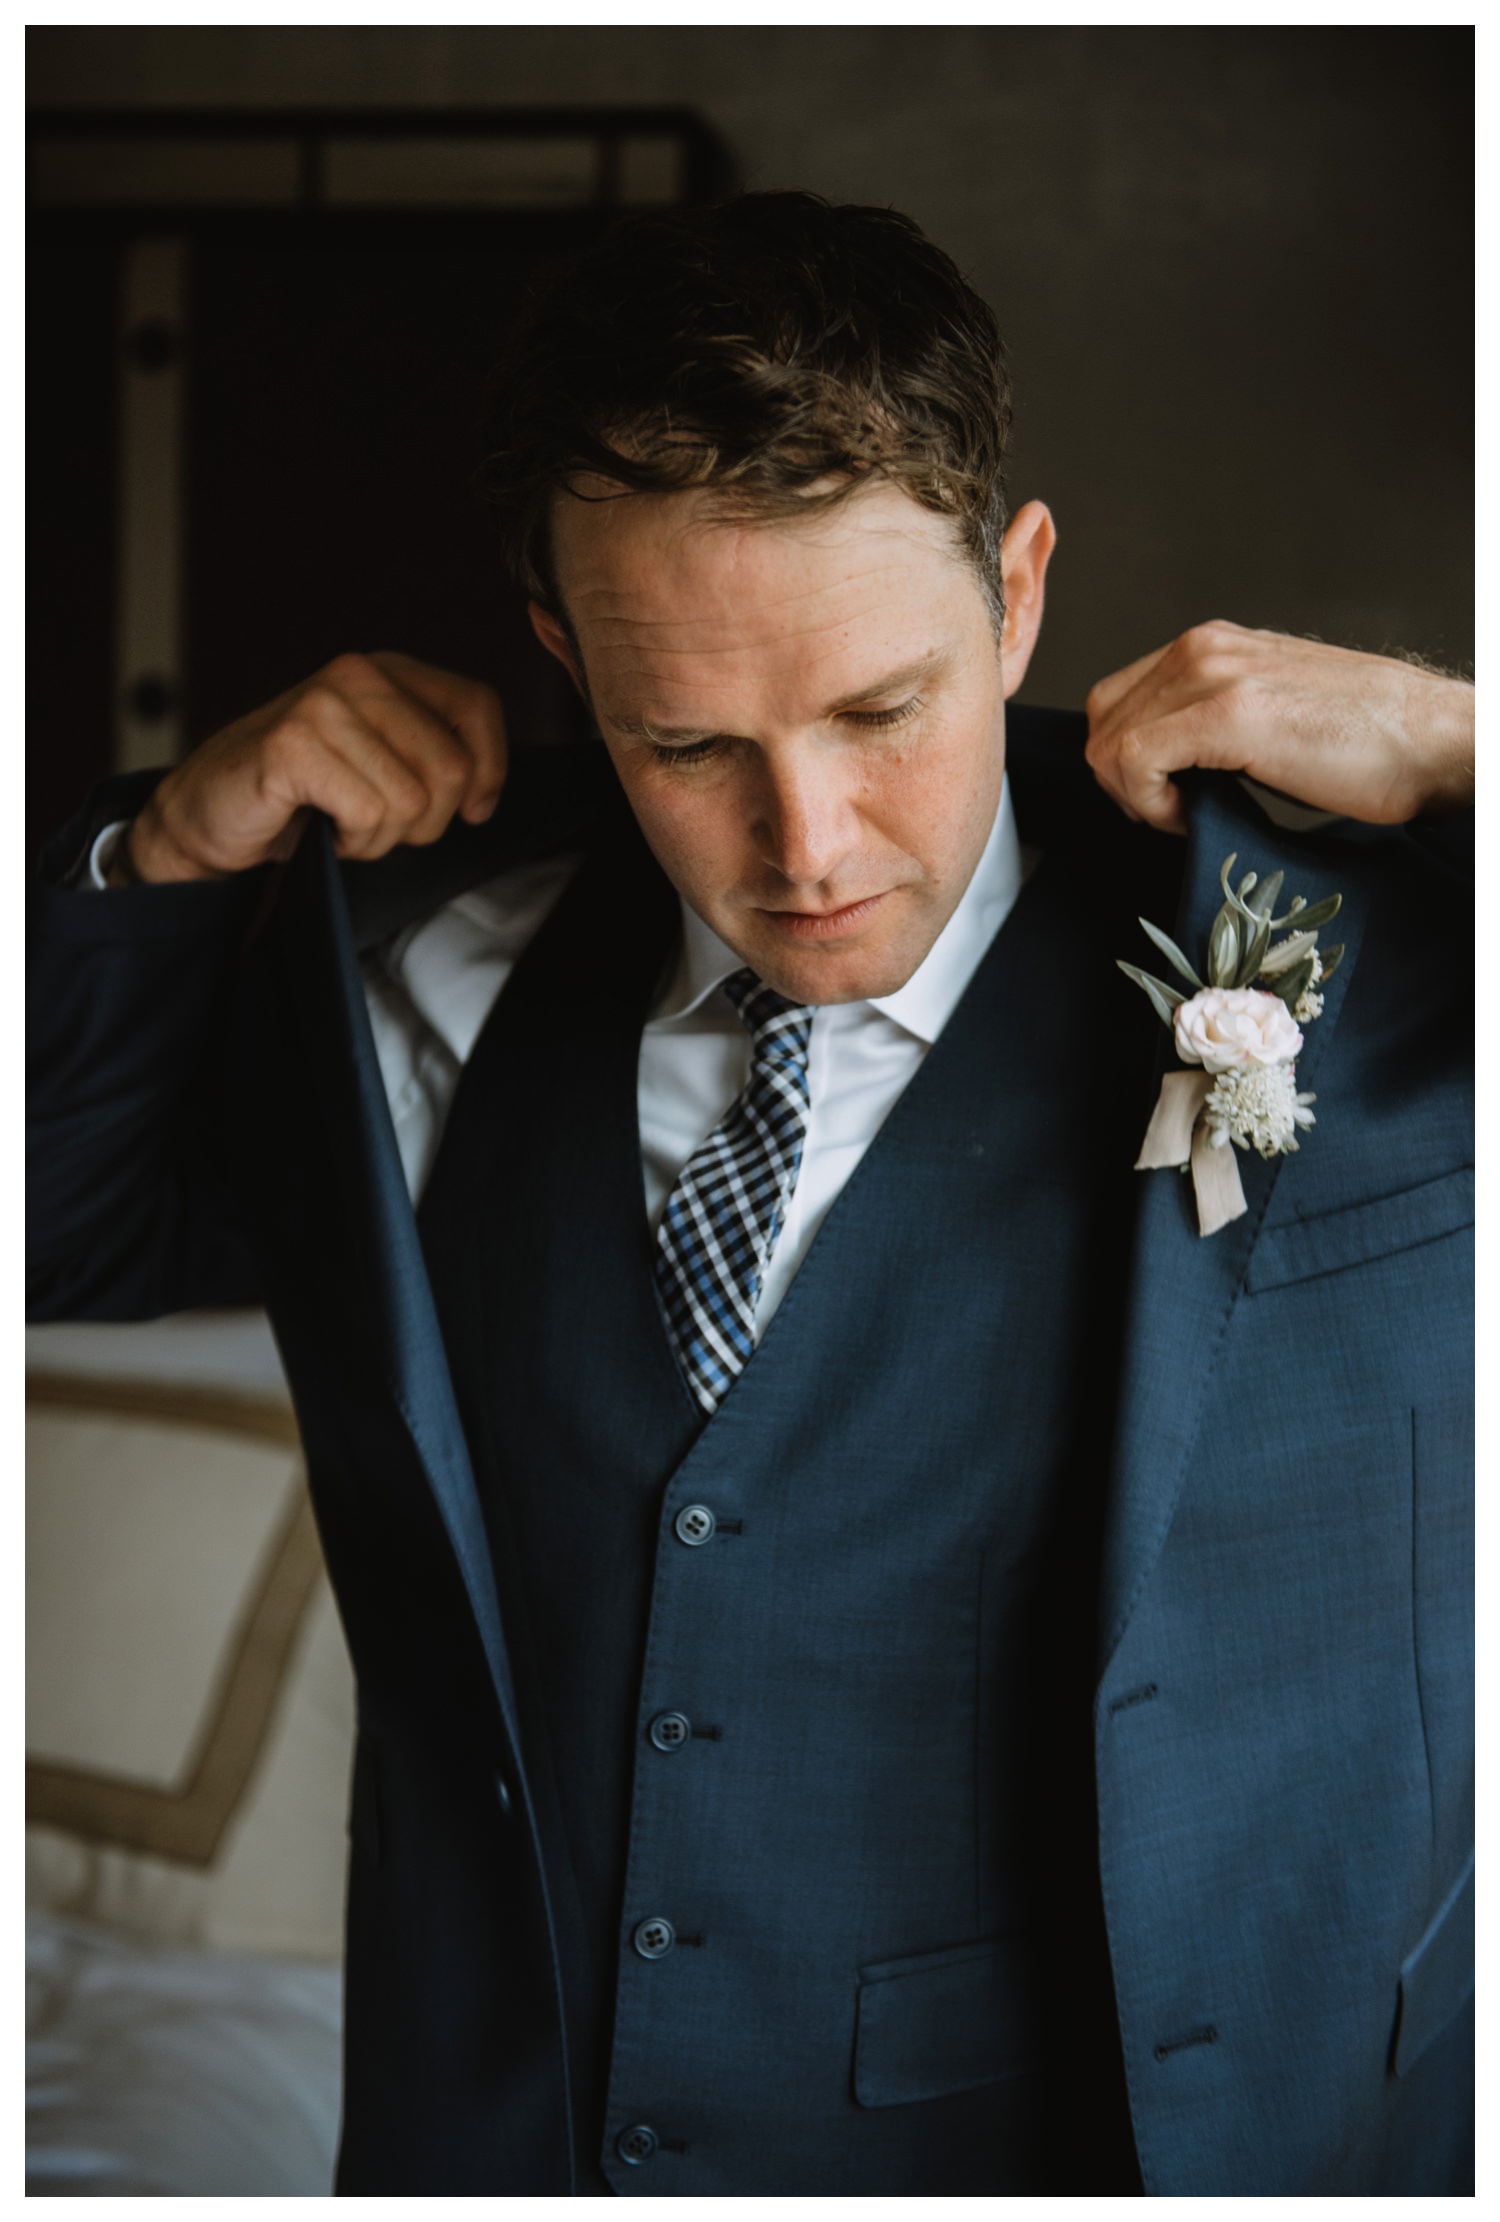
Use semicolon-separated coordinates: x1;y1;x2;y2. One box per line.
1084;620;1474;834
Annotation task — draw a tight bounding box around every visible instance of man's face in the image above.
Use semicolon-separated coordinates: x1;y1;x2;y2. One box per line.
535;479;1052;1005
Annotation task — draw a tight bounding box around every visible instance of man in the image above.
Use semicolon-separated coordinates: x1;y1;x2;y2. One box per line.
28;194;1472;2195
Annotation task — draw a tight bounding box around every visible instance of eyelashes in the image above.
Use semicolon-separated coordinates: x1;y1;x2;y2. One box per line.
852;697;924;732
646;695;924;768
647;736;726;767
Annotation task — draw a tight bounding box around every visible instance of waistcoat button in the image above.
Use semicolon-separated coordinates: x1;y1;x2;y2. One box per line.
649;1710;691;1751
674;1503;716;1545
632;1916;676;1960
616;2124;659;2166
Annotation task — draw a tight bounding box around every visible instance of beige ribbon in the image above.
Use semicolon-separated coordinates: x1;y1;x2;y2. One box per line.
1135;1070;1248;1237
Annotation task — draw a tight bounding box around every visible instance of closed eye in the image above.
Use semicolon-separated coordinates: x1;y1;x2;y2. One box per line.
845;695;923;731
643;694;925;767
646;735;727;767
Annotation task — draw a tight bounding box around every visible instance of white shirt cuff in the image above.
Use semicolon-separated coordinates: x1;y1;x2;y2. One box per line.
82;821;131;889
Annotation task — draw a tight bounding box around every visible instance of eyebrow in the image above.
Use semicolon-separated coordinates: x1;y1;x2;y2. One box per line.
604;650;952;747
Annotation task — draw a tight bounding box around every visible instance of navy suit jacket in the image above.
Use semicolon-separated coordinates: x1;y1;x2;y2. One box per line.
27;709;1474;2193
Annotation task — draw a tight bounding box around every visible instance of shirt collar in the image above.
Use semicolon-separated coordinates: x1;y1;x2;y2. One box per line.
654;773;1027;1047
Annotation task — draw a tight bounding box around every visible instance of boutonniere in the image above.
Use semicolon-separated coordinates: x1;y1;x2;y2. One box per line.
1118;855;1343;1236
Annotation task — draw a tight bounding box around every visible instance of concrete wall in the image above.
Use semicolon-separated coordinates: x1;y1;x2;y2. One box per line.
29;24;1471;707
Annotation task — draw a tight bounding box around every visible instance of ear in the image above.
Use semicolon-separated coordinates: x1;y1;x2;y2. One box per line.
528;601;585;694
997;501;1056;701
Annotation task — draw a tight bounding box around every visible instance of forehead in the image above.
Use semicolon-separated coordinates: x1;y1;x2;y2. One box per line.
550;478;979;689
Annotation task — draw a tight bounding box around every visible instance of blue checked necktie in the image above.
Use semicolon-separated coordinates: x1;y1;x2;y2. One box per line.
654;968;816;1415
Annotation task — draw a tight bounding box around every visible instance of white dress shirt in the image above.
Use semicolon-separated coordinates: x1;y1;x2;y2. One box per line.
90;782;1030;1339
362;779;1029;1335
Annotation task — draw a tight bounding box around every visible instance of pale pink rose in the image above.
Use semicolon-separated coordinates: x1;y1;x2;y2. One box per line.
1173;985;1303;1074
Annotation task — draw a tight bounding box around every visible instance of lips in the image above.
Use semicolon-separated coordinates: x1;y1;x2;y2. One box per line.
756;891;890;939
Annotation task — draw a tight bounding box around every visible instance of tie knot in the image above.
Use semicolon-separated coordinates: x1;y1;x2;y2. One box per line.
722;967;814;1050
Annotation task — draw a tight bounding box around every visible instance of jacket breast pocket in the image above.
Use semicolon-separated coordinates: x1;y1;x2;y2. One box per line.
1246;1167;1473;1296
853;1937;1030;2108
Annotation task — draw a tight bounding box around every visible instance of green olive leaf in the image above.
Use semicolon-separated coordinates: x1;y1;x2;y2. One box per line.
1259;927;1319;977
1117;960;1184;1029
1218;852;1244;907
1137;917;1204;989
1288;891;1343;932
1234;915;1272;987
1269;956;1316;1010
1247;870;1285;919
1207;904;1241;987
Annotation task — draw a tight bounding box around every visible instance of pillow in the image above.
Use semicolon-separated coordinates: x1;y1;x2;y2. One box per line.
27;1339;355;1962
26;1910;343;2195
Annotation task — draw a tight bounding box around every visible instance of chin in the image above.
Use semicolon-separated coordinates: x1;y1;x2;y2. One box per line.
750;940;925;1008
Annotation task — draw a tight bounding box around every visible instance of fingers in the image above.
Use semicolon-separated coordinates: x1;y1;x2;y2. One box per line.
268;697;443;861
140;651;514;881
233;651;503;861
367;650;509;823
1082;637;1175;723
1086;702;1240;834
1085;623;1258;835
308;652;507;843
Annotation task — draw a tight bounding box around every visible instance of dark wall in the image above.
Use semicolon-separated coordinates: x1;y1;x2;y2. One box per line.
28;25;1471;721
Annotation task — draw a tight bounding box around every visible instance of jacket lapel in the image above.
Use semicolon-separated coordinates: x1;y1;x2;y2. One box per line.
268;759;1369;1734
1096;777;1368;1664
276;813;522;1749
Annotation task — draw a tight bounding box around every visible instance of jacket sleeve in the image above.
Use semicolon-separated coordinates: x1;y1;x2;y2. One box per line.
1404;801;1474;888
27;771;268;1321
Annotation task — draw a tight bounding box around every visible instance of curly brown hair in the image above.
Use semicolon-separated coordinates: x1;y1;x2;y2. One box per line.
480;191;1013;628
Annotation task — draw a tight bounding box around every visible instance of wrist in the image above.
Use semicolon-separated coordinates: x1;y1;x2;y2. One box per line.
1415;672;1475;818
120;794;234;884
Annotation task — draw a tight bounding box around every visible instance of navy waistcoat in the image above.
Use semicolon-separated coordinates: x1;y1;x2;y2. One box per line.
417;813;1150;2195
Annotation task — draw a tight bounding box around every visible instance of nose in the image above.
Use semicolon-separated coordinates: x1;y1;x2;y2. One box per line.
753;745;861;890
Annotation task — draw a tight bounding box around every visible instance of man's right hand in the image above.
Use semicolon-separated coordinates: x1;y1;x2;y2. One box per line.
113;651;508;884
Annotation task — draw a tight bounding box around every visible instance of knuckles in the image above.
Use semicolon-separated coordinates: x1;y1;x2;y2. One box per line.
1169;619;1244;689
424;744;474;797
258;711;324;777
319;649;385;695
288;683;349;734
1111;726;1153;777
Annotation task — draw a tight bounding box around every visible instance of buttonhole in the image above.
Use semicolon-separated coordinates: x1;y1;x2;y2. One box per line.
692;1724;724;1741
659;2139;690;2155
715;1518;745;1536
678;1932;706;1948
1109;1682;1159;1714
1153;2025;1218;2061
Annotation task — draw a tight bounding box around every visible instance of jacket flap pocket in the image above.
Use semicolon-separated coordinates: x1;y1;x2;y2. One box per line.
854;1937;1028;2109
1395;1853;1474;2079
1247;1168;1473;1295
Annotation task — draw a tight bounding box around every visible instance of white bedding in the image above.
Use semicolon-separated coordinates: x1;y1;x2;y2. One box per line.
26;1911;343;2196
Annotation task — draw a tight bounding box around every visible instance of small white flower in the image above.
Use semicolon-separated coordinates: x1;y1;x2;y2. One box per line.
1290;950;1325;1025
1203;1062;1318;1158
1174;985;1304;1075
